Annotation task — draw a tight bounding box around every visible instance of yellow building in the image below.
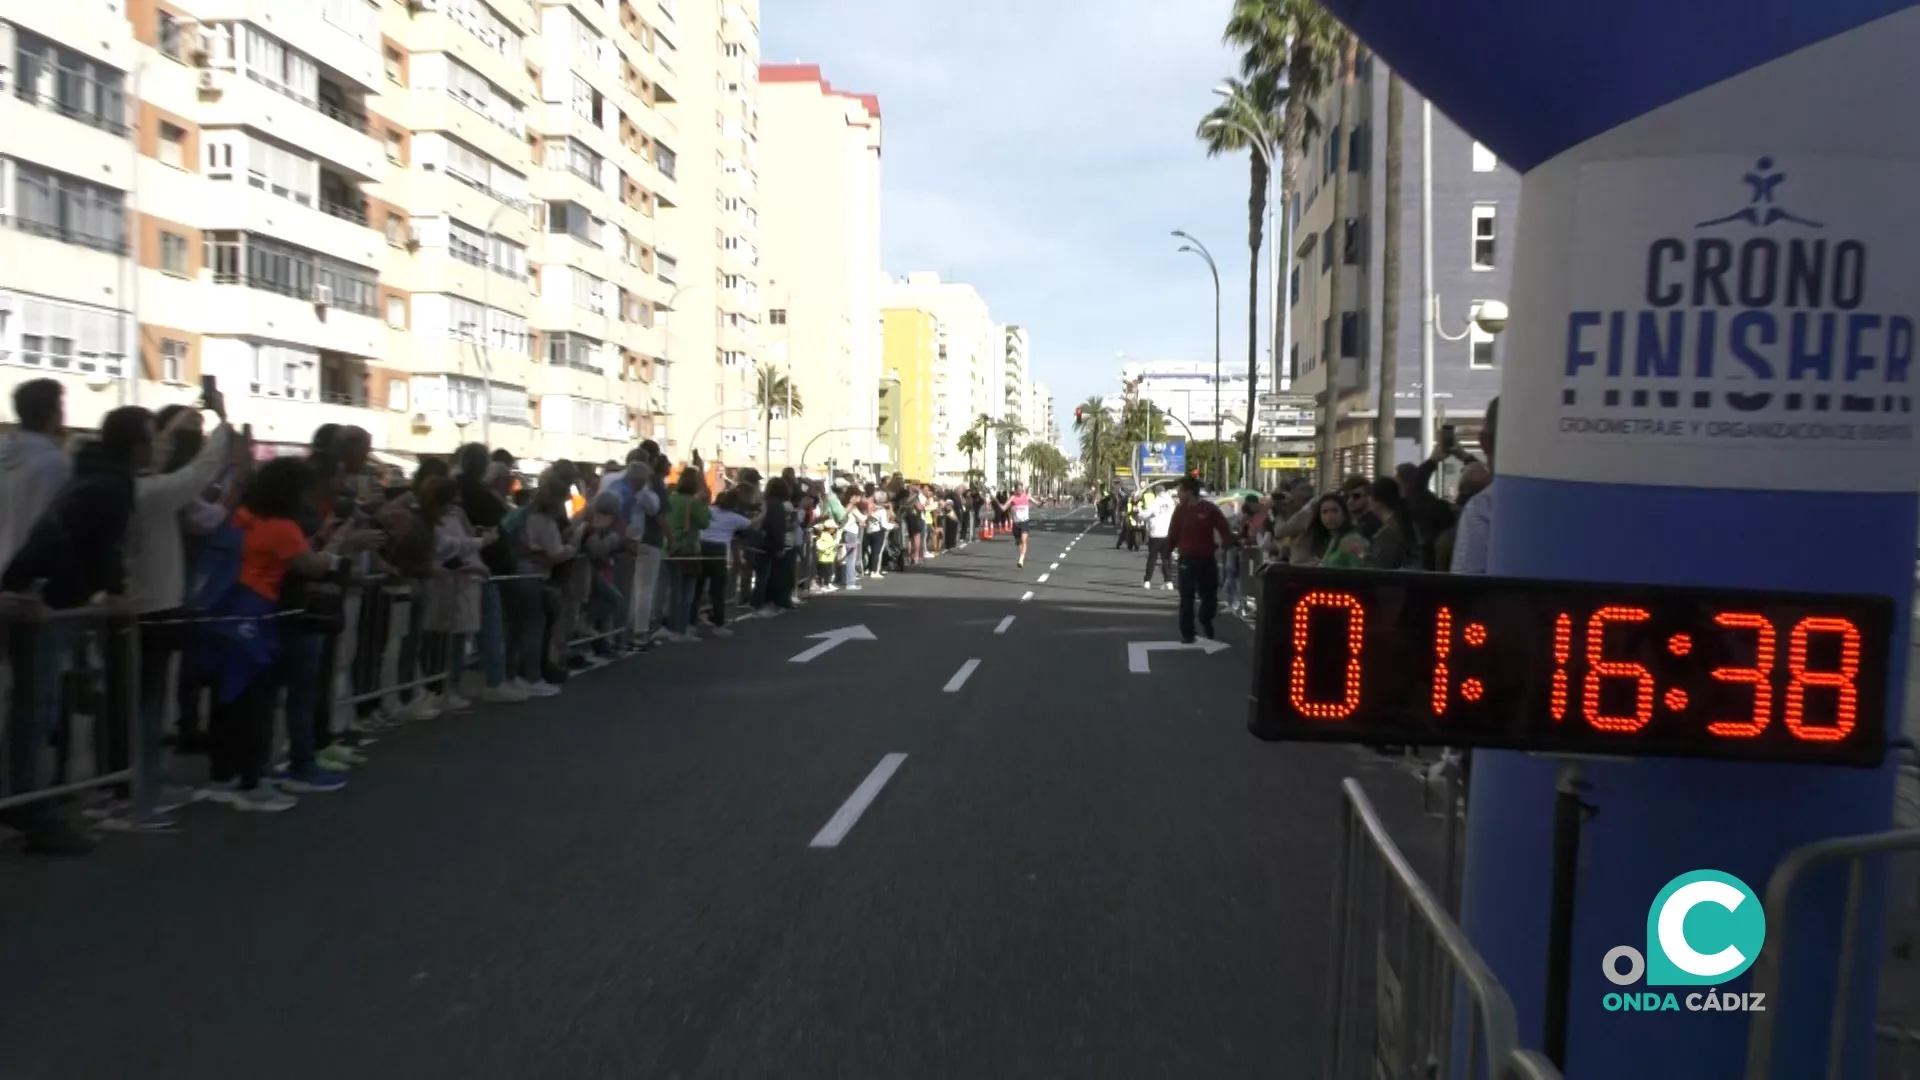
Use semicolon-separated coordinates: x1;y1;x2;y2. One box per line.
880;308;938;481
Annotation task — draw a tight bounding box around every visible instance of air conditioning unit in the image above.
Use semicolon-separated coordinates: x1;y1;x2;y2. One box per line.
313;283;334;307
196;69;222;96
411;411;431;429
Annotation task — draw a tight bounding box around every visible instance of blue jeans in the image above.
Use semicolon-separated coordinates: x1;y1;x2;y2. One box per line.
478;581;506;687
282;630;325;769
840;545;859;587
6;621;79;829
1177;554;1220;642
664;565;695;634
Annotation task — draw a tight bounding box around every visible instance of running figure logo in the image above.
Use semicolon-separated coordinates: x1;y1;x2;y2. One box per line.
1695;157;1824;229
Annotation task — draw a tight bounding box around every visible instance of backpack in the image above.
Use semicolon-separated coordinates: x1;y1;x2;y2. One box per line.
186;518;246;612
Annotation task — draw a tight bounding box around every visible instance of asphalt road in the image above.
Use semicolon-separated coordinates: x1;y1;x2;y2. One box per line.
0;507;1449;1080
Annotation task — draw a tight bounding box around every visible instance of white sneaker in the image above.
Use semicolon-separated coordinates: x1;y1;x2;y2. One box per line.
709;626;735;638
481;684;528;704
522;680;561;698
671;632;701;644
399;695;441;721
1143;581;1153;589
440;692;473;711
1166;582;1177;592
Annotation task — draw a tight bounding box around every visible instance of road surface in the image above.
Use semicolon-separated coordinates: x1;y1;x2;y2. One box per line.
0;507;1448;1079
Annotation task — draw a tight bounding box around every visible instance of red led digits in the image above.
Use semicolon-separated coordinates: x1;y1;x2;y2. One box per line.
1785;617;1862;742
1707;612;1773;738
1584;606;1655;733
1433;607;1453;714
1551;613;1572;722
1289;591;1365;720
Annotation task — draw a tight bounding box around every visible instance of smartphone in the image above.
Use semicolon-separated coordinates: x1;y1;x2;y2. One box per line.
200;374;218;399
1440;424;1457;452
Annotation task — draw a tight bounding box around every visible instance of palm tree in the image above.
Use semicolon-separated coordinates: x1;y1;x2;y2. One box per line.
1073;395;1116;484
1225;0;1349;485
956;427;986;485
1375;70;1403;475
753;363;803;470
993;415;1028;488
1198;72;1286;484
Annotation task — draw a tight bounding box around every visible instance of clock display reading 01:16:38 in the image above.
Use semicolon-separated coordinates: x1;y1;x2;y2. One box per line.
1246;568;1895;768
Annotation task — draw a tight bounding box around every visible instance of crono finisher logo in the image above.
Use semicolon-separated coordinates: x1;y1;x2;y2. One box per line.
1601;870;1768;1014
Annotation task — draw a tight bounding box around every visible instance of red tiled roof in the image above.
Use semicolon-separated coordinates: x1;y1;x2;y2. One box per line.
758;63;880;119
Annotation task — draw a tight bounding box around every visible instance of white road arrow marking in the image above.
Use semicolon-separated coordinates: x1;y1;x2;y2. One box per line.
788;624;878;664
1127;639;1231;674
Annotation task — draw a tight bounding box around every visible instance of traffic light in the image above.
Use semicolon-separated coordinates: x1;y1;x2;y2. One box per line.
1074;406;1083;421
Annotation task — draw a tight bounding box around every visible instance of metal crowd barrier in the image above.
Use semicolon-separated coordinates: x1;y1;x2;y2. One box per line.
1501;1050;1565;1079
0;540;797;819
1323;777;1529;1080
0;609;140;815
1745;827;1920;1080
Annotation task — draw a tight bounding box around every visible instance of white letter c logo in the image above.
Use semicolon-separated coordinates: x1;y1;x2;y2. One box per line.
1658;879;1748;978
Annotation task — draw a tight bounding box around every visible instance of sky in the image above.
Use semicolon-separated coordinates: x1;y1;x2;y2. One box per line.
762;0;1268;450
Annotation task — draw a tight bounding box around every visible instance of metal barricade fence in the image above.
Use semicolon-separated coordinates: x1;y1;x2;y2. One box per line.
0;608;140;817
1745;827;1920;1080
1502;1050;1565;1079
1325;776;1529;1080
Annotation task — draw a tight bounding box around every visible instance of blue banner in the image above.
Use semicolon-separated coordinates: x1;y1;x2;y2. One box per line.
1134;439;1186;478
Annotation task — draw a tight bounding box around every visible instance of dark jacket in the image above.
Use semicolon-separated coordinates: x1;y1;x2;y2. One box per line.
760;499;789;556
1;443;136;609
458;474;515;577
1365;514;1419;570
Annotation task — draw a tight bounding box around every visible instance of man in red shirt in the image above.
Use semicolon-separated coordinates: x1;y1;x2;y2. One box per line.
1164;476;1236;643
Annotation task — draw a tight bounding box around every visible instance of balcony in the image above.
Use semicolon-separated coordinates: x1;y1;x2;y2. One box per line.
195;70;381;179
199;184;382;271
0;92;130;191
233;391;385;449
188;0;383;91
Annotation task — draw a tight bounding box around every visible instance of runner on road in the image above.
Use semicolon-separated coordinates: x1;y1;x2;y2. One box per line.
1009;484;1032;567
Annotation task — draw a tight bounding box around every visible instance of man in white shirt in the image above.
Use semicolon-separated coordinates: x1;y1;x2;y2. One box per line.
1143;489;1176;589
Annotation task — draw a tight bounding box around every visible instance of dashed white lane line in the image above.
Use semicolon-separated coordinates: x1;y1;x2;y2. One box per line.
944;658;982;693
1021;590;1035;602
810;753;908;849
1050;562;1060;570
1037;573;1050;583
994;615;1016;634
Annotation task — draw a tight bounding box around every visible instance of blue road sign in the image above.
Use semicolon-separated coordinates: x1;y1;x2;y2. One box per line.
1135;439;1187;478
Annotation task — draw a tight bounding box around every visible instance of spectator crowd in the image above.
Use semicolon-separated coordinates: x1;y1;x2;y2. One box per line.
0;378;1018;854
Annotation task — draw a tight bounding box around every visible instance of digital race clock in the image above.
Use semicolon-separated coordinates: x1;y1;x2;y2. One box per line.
1247;568;1896;767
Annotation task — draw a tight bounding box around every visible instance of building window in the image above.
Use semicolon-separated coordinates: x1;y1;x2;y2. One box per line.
160;230;188;275
8;295;126;377
1323;123;1340;179
159;121;187;168
385;213;403;245
1343;217;1363;265
385;129;403;163
768;308;786;325
160;338;186;382
1471;205;1497;270
384;46;403;84
1340;311;1361;358
159;12;185;61
12;29;129;135
10;161;127;253
1320;226;1334;271
1471;141;1497;172
1470;304;1497;368
386;295;406;328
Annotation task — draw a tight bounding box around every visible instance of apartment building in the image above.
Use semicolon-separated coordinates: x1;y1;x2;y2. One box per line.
878;305;935;482
1285;55;1520;475
757;61;880;476
1026;379;1054;452
2;0;691;465
0;2;144;430
653;0;763;468
878;271;996;486
995;324;1026;487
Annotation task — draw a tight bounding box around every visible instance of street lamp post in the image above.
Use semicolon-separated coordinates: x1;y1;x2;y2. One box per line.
1172;230;1223;490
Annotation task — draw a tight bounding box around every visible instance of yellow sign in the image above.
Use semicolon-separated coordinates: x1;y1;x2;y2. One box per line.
1259;456;1316;469
1113;467;1133;476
